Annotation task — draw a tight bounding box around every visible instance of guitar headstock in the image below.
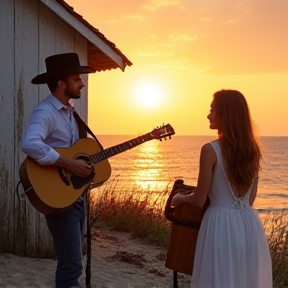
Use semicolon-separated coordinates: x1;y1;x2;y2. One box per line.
150;124;175;141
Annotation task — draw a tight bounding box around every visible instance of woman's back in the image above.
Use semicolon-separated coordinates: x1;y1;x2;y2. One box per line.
208;140;254;209
190;140;272;288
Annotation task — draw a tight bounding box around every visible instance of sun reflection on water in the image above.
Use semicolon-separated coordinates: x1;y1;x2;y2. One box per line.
131;140;168;191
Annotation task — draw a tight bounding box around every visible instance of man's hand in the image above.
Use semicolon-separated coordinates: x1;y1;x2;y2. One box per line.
55;156;92;177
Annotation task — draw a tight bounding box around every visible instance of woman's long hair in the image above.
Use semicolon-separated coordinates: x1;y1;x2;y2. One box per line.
213;89;261;188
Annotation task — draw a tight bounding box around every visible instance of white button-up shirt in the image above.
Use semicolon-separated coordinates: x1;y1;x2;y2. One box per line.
21;94;80;165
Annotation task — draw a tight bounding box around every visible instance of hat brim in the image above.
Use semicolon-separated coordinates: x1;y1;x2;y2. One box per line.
31;66;95;84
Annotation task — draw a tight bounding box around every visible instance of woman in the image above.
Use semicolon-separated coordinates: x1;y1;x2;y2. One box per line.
171;89;272;288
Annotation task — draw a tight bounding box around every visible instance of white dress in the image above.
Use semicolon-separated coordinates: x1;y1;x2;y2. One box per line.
191;140;272;288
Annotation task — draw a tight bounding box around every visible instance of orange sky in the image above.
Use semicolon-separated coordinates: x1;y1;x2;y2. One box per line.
66;0;288;136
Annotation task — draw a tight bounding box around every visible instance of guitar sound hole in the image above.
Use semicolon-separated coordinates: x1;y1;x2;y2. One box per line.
70;155;95;189
76;155;95;172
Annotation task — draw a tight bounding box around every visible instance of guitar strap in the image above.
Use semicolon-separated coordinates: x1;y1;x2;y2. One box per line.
73;110;103;150
72;110;101;285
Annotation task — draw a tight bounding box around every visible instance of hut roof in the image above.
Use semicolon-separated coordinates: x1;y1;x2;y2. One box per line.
40;0;132;71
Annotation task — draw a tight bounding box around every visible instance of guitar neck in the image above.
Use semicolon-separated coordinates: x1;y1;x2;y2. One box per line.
89;133;154;164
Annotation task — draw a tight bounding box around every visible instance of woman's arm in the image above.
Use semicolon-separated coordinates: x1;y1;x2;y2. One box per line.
171;143;216;208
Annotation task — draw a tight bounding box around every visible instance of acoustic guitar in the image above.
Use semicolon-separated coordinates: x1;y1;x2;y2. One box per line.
19;124;175;215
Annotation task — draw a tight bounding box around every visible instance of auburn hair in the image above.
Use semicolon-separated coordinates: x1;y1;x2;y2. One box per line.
213;89;261;187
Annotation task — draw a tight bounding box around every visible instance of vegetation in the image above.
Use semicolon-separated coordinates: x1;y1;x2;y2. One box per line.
88;181;172;248
89;182;288;288
263;213;288;288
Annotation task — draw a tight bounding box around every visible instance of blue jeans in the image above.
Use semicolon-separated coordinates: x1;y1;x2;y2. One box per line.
45;202;85;288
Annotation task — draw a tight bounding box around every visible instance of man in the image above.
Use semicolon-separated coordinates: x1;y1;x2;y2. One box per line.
21;53;95;288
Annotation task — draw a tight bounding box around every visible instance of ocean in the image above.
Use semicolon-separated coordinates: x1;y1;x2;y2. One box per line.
92;135;288;215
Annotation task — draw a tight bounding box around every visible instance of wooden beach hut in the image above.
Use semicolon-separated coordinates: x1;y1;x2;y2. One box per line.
0;0;132;257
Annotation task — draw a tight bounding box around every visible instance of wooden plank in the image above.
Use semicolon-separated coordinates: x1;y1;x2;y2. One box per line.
0;0;15;254
15;0;38;256
55;16;74;53
38;4;56;102
14;0;47;257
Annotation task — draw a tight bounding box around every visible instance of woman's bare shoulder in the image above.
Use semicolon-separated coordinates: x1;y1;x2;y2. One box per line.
200;142;217;165
201;142;216;153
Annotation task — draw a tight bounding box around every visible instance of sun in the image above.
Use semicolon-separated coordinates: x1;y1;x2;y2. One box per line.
133;80;164;108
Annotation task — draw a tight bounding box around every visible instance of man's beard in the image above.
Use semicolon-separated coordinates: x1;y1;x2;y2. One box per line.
65;86;81;99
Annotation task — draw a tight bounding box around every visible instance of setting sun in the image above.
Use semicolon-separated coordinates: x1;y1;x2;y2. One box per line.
66;0;288;136
133;80;164;108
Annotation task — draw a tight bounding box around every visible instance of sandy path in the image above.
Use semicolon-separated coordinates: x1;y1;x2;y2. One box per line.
0;228;190;288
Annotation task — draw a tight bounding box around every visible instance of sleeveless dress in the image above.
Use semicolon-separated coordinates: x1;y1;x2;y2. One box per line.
190;140;272;288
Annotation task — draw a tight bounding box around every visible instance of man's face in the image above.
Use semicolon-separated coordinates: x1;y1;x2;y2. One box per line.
63;74;84;99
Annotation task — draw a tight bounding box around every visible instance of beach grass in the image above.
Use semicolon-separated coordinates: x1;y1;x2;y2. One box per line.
263;213;288;288
89;182;288;288
89;181;172;248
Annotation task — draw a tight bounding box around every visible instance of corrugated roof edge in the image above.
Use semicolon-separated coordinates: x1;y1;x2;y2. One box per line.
56;0;132;70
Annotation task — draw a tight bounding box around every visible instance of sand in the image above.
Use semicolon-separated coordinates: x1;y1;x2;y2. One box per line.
0;227;191;288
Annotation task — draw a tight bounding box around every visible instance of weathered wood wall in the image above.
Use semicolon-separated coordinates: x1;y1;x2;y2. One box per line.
0;0;89;257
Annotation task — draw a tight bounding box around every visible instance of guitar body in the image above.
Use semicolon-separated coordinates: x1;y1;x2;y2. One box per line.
164;179;210;275
19;124;175;214
19;138;111;214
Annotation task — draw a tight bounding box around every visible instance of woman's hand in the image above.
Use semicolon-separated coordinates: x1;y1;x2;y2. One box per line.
171;192;186;208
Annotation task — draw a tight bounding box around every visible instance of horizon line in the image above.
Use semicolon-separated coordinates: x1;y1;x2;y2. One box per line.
95;134;288;137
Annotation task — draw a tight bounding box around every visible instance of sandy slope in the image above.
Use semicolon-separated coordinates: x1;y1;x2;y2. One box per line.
0;228;190;288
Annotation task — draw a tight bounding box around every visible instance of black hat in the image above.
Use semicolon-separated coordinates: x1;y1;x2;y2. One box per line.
31;53;95;84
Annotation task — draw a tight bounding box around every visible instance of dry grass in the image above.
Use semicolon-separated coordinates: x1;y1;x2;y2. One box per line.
264;213;288;287
88;181;172;248
89;181;288;287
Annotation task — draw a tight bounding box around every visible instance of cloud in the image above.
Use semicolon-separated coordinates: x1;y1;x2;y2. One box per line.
122;14;144;20
100;0;288;74
199;17;212;23
147;59;205;73
104;19;120;24
142;0;184;11
169;33;200;43
139;32;200;52
226;19;237;24
104;14;144;24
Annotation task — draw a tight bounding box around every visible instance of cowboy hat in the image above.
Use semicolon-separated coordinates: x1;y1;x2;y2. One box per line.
31;53;95;84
